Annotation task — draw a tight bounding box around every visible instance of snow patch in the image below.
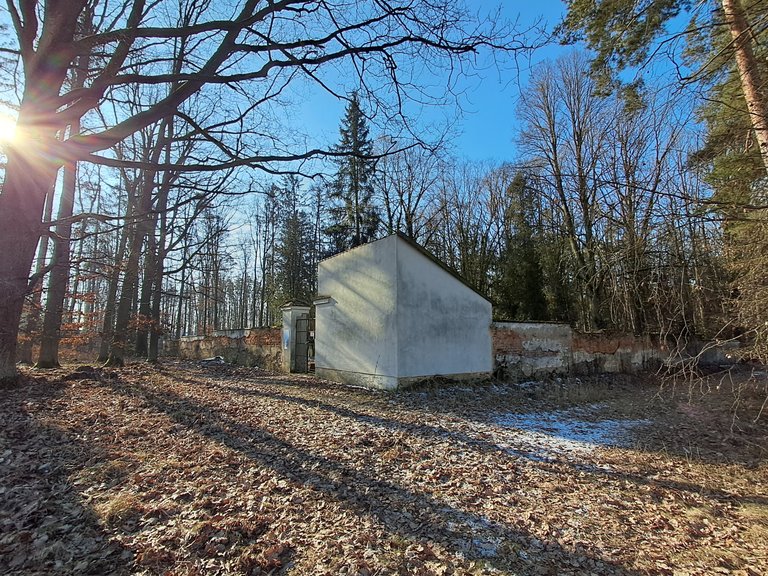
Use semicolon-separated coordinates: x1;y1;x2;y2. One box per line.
494;407;650;461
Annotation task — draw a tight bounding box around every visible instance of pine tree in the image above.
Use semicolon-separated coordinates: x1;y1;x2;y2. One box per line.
325;93;379;253
685;1;768;360
686;1;768;212
559;0;768;172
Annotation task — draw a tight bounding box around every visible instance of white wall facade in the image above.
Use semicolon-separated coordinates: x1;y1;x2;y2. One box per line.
396;240;492;380
315;234;492;390
315;236;400;390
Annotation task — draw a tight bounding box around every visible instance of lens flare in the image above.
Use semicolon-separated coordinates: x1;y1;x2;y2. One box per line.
0;114;18;144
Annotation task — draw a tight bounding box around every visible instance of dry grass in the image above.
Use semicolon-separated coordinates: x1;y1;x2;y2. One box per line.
97;492;146;527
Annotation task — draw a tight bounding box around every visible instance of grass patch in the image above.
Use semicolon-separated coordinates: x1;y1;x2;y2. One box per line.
96;492;146;527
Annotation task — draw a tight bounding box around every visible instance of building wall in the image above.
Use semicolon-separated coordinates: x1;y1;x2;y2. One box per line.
491;323;665;379
177;328;281;371
314;236;399;390
315;235;493;390
396;240;492;379
570;332;663;375
174;324;735;384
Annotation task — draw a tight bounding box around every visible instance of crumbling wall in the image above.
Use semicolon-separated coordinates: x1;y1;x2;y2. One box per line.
492;322;666;379
177;328;281;371
492;322;572;379
571;332;664;375
175;324;728;381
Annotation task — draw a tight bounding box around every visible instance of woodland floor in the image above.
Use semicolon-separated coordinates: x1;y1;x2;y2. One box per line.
1;361;767;576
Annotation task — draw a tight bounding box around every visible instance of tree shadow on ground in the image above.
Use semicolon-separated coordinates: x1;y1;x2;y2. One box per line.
363;371;768;469
103;373;643;575
162;357;768;471
157;363;767;508
0;376;129;575
210;380;768;510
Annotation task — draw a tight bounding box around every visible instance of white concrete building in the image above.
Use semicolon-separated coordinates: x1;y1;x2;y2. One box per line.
314;233;492;390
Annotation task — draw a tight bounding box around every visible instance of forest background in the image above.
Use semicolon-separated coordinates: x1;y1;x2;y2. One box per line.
0;0;766;378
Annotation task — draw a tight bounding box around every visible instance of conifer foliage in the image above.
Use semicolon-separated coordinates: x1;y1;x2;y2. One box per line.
326;93;380;253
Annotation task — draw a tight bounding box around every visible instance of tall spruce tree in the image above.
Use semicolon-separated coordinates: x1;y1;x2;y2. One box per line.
275;176;315;303
326;93;379;253
494;172;548;321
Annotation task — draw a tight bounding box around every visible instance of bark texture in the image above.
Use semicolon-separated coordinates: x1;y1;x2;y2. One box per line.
723;0;768;173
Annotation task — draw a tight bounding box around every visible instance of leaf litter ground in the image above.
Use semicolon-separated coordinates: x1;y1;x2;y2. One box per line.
1;362;766;575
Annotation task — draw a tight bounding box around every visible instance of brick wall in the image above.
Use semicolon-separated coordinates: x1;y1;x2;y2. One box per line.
177;328;282;372
570;332;663;375
491;322;671;379
492;322;573;379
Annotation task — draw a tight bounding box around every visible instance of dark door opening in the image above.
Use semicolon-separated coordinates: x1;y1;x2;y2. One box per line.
294;316;315;373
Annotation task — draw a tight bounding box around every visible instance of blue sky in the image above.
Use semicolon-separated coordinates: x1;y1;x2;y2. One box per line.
446;1;568;162
285;0;570;166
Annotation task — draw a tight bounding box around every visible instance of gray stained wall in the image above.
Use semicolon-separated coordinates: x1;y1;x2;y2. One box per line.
314;234;493;390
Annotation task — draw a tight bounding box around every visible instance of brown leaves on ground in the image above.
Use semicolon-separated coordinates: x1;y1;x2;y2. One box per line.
0;362;766;575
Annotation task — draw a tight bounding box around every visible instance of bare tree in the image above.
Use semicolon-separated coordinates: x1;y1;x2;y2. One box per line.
0;0;530;380
37;11;94;367
377;143;444;243
518;52;608;331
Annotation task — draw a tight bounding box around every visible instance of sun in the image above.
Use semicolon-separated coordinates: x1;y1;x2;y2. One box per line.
0;113;18;144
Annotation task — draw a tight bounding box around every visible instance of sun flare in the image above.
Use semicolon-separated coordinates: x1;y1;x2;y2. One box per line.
0;114;18;144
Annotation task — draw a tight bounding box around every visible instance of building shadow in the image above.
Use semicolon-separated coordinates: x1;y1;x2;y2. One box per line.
211;380;768;510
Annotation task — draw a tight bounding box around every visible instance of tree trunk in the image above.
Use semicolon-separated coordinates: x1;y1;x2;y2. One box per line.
98;236;128;362
37;149;79;368
134;242;155;357
0;1;89;381
105;206;149;367
250;237;258;328
106;122;168;365
148;175;171;362
175;248;188;339
98;183;136;362
147;255;164;362
723;0;768;173
17;185;56;364
0;151;60;381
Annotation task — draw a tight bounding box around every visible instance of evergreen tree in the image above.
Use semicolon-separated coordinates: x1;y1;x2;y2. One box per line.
686;1;768;213
559;0;768;172
326;93;380;253
494;172;548;321
685;2;768;358
275;176;315;303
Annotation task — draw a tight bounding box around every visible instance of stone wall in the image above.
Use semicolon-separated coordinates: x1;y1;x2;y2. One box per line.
177;328;282;372
174;323;735;381
492;322;666;380
570;332;664;375
492;322;572;379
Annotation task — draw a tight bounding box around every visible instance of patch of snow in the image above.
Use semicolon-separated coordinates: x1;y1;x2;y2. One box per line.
494;408;650;462
447;513;502;559
472;537;501;558
515;381;540;389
